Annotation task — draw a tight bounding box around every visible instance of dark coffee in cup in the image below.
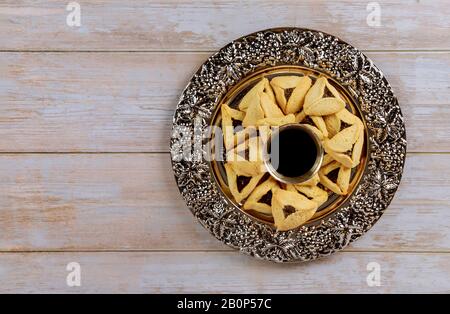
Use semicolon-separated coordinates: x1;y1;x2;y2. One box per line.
264;124;323;184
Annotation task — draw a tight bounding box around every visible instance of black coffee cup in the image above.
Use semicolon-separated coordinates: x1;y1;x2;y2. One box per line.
264;124;324;184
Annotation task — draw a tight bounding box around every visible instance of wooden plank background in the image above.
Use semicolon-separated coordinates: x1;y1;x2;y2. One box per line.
0;0;449;293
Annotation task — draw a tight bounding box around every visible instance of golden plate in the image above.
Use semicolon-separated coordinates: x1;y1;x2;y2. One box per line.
210;65;369;226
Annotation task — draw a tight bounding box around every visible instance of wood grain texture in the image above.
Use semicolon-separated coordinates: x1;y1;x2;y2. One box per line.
1;52;449;152
1;0;449;294
0;153;448;252
0;251;449;293
1;0;449;51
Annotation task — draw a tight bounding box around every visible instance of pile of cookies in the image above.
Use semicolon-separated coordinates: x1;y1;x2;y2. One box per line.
221;75;364;231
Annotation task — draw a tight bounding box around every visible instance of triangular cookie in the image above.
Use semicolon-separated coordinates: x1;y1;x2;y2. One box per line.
304;77;327;110
238;78;266;111
324;124;360;152
285;180;328;207
221;103;245;151
322;108;364;168
271;188;318;231
304;97;345;116
270;76;311;114
224;163;264;204
318;161;351;195
285;76;312;114
226;137;265;177
243;177;278;215
290;184;328;207
260;92;284;118
242;93;264;127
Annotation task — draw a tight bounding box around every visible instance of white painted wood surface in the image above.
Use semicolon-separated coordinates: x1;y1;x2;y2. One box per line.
0;153;448;252
1;52;449;152
0;0;449;293
0;252;449;293
1;0;449;51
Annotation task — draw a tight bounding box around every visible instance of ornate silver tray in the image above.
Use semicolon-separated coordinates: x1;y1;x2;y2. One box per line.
170;28;406;262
